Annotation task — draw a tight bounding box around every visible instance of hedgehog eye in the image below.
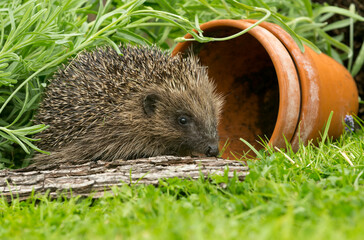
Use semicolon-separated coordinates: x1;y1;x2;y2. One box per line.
178;116;189;125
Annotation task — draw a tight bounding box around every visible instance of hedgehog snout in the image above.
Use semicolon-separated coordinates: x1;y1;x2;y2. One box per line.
205;144;219;157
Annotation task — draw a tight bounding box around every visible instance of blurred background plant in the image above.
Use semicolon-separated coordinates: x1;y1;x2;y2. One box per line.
0;0;363;168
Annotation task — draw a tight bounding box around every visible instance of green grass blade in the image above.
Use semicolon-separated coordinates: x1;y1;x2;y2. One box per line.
320;111;334;145
240;138;263;159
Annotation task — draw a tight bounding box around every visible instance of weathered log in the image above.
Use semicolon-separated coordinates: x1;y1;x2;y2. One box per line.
0;156;248;201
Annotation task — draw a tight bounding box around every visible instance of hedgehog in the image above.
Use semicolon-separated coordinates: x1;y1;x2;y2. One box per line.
33;45;224;163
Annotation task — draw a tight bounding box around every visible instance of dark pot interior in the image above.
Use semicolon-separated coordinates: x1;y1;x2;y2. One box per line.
178;27;280;158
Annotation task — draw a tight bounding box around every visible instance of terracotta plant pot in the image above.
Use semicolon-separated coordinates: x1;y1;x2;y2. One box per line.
172;19;359;158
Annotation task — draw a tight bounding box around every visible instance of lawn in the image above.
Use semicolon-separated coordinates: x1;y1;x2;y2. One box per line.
1;127;364;239
0;0;363;239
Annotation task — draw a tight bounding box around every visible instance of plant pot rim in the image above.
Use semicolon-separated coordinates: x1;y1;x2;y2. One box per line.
173;19;301;148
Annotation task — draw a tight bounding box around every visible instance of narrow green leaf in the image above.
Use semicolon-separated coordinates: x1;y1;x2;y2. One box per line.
351;41;364;77
302;0;312;17
115;29;152;45
314;6;364;21
318;29;352;56
299;36;322;53
155;0;179;15
319;12;335;22
320;111;334;145
240;138;263;159
322;19;351;32
348;4;355;72
271;14;305;52
0;128;29;154
17;135;49;154
11;124;48;136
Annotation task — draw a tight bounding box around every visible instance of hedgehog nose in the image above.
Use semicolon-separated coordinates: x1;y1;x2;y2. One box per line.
206;145;219;157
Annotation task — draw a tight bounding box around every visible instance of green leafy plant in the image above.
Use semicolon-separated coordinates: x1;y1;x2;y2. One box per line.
0;0;363;167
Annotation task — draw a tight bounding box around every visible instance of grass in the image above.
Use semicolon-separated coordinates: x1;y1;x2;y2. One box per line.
1;121;364;239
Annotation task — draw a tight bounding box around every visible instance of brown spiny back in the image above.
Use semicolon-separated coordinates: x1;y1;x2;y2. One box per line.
34;45;223;163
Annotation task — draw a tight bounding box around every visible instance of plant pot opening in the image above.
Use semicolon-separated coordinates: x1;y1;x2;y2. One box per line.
174;20;358;158
178;26;280;158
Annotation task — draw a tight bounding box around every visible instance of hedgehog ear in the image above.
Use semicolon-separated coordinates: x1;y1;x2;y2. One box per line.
143;94;159;116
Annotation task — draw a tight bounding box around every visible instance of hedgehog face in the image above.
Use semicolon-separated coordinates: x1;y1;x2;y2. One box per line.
172;111;220;157
142;88;222;157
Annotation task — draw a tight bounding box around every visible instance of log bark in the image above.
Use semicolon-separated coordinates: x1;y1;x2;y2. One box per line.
0;156;248;201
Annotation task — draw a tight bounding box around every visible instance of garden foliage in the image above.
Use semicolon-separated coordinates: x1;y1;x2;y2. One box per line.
0;0;363;167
